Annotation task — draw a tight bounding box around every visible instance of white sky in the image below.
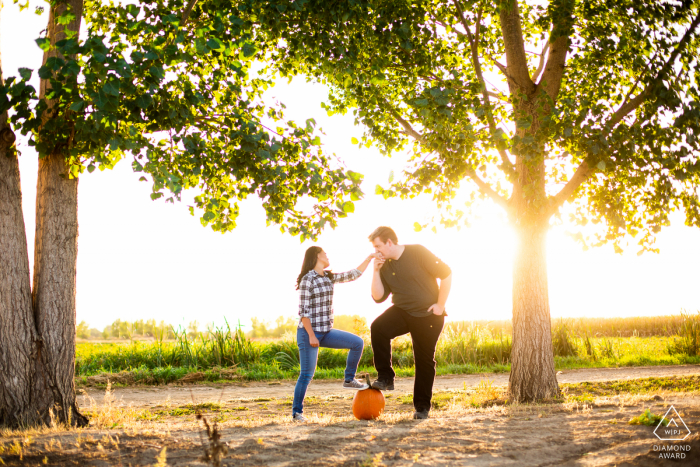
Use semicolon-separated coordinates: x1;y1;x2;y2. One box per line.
2;3;699;332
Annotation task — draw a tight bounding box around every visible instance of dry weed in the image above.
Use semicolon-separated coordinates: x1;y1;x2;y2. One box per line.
154;447;168;466
83;382;143;429
197;414;228;467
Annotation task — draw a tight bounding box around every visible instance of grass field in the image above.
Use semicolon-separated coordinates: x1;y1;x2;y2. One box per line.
74;312;700;386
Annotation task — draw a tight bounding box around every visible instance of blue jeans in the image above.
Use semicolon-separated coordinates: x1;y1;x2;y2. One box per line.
292;327;364;415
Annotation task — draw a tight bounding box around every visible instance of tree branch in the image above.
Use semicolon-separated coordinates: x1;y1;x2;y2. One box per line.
532;41;550;84
384;101;510;211
452;0;516;176
548;9;700;217
466;170;511;212
546;159;592;216
608;8;700;129
386;106;425;143
181;0;199;26
497;0;535;94
486;90;509;102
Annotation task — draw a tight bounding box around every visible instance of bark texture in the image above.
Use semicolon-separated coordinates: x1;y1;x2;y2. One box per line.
30;0;87;426
0;52;44;426
508;223;560;401
495;1;562;402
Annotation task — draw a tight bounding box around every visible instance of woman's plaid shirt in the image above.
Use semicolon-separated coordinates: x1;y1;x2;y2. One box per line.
298;269;362;332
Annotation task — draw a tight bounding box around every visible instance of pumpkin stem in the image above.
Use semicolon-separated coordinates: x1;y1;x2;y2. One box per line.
365;374;372;389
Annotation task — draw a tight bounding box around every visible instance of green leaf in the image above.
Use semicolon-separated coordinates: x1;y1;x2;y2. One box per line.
388;170;394;183
69;100;85;112
342;201;355;213
375;185;384;195
103;81;120;96
207;37;224;52
56;12;76;25
136;94;153;109
35;38;51;52
597;161;606;171
351;137;359;144
347;170;363;182
18;68;32;81
414;222;422;232
242;42;257;59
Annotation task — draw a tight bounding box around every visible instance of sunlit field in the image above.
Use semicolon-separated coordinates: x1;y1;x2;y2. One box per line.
74;312;700;387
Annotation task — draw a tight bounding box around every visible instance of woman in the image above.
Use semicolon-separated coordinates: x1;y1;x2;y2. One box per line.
292;246;376;422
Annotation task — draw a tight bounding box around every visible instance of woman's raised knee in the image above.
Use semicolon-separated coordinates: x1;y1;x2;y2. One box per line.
351;337;365;352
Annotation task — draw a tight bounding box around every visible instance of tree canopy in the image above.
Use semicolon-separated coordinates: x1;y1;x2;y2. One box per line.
244;0;700;252
1;0;364;239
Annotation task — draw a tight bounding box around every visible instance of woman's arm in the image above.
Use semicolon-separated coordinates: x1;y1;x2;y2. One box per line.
300;317;319;347
356;253;378;274
332;253;379;283
298;275;318;347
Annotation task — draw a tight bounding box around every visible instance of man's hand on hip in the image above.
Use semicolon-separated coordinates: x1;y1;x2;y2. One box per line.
428;303;445;315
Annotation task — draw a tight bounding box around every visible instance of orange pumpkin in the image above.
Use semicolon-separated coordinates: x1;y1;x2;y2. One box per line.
352;377;385;420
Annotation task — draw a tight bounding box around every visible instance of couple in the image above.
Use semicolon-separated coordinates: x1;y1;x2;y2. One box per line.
293;226;452;422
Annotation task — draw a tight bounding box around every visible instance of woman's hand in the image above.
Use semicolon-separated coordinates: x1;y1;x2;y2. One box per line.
373;254;385;272
358;252;383;274
308;334;320;348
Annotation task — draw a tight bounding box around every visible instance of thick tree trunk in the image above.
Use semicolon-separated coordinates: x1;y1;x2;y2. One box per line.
0;55;46;426
508;222;560;402
30;0;87;426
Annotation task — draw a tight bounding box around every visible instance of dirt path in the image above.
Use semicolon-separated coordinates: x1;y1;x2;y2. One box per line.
79;364;700;408
3;366;698;466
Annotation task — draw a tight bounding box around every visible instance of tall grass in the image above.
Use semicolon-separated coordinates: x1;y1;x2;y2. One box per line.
76;312;700;382
667;310;700;356
448;314;691;338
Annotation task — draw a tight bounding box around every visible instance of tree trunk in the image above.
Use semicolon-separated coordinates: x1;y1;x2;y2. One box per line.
30;0;87;426
0;53;45;426
508;222;560;402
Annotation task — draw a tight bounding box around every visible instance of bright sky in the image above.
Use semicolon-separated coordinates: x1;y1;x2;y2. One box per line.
2;3;700;333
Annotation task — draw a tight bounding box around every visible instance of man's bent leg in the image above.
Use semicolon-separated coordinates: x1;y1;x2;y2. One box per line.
408;313;445;412
370;306;409;383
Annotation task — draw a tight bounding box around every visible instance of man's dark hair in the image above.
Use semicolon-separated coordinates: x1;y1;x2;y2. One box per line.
368;226;398;245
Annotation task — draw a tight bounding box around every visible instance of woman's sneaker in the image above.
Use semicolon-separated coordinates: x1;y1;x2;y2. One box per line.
292;413;307;422
343;379;370;390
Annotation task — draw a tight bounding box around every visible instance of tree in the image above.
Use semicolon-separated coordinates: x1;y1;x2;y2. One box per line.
246;0;700;401
0;0;362;427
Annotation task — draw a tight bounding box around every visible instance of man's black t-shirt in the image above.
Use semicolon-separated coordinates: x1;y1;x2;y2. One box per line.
373;244;452;317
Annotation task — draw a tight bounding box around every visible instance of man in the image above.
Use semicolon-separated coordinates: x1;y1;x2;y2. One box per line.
368;226;452;419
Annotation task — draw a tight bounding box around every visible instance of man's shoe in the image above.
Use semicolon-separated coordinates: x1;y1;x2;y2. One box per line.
413;410;429;420
343;379;370;390
292;413;307;422
371;379;394;391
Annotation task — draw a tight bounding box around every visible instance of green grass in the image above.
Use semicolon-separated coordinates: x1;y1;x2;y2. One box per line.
75;313;700;386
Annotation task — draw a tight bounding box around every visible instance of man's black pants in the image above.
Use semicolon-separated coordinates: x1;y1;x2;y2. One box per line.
370;305;445;412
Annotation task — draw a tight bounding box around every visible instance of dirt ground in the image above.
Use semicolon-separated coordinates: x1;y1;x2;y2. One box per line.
78;364;700;407
1;365;699;466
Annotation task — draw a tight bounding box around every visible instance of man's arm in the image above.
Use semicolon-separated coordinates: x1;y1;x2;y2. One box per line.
428;274;452;316
371;256;387;302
